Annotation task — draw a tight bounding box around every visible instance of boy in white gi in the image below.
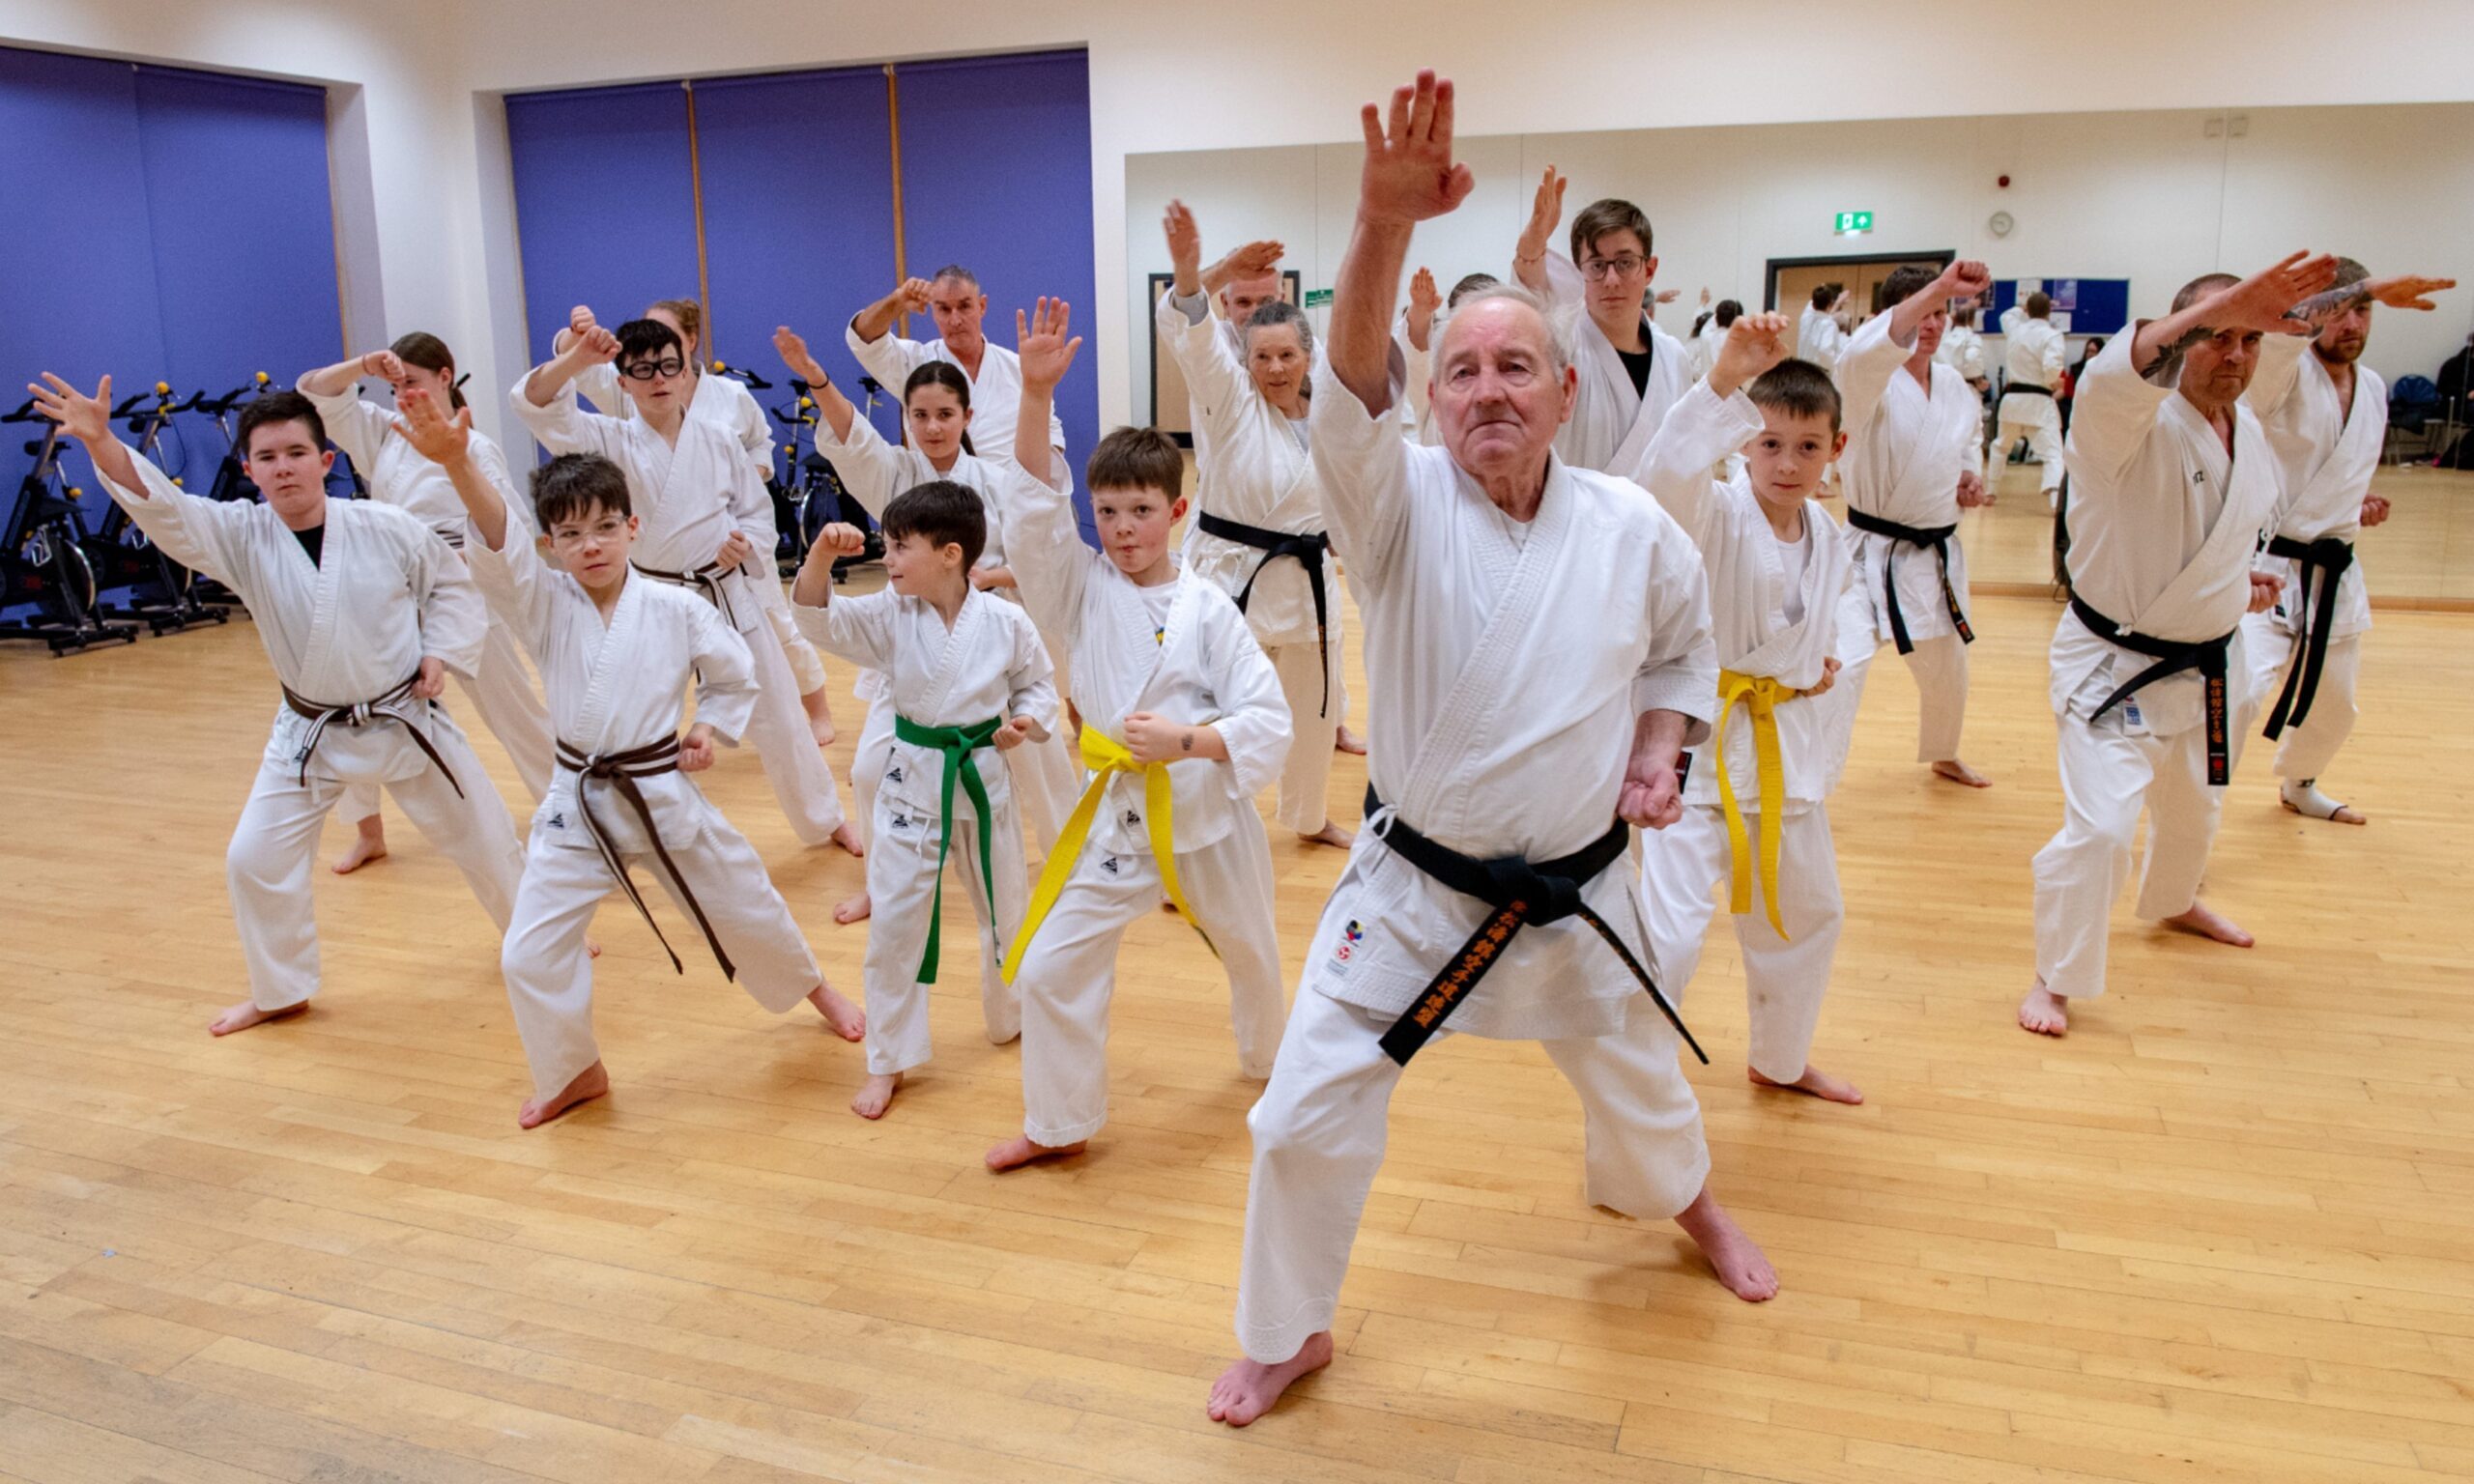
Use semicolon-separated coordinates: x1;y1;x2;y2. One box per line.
1631;315;1866;1104
984;299;1293;1175
30;377;524;1037
390;388;865;1127
1827;259;2000;788
511;320;859;855
789;485;1058;1120
2018;255;2340;1038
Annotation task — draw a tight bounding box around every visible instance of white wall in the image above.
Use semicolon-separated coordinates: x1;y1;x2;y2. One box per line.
9;0;2474;441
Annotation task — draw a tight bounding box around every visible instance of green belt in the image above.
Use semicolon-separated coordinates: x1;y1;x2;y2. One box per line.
891;712;1005;983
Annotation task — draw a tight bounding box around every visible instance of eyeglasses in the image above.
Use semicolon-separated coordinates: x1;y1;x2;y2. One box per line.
619;357;687;381
1579;255;1647;280
548;517;627;550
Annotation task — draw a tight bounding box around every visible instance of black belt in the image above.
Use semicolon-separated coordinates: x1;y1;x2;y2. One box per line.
556;734;734;980
2006;382;2054;398
432;525;466;551
2261;534;2354;740
281;672;464;796
1362;784;1705;1068
1846;508;1972;655
1196;510;1331;717
2068;593;2236;785
632;557;741;628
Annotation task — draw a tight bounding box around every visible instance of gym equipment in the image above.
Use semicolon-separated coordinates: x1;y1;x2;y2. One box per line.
770;376;879;582
84;383;228;633
0;397;139;655
200;373;273;504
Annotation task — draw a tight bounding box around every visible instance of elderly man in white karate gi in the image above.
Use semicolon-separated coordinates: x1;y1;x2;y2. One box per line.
2018;254;2345;1039
1209;70;1777;1431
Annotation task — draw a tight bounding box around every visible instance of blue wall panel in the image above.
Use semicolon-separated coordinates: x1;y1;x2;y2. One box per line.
504;82;702;366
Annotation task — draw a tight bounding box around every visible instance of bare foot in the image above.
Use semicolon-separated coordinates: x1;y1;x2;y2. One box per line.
1931;757;1993;788
2018;982;2069;1037
833;890;873;925
1207;1330;1335;1426
2281;780;2365;825
330;816;387;874
850;1071;901;1119
807;984;866;1042
1334;727;1367;756
209;999;306;1037
1749;1063;1864;1104
1671;1186;1778;1301
801;686;837;747
1298;821;1356;849
2161;900;2254;948
985;1133;1087;1171
588;939;603;959
829;821;865;858
519;1060;609;1128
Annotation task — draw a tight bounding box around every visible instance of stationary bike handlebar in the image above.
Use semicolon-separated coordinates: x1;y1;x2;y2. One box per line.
712;359;773;391
196;373;271;417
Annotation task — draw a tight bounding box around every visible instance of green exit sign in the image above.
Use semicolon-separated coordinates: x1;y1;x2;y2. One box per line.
1303;288;1333;308
1834;211;1874;234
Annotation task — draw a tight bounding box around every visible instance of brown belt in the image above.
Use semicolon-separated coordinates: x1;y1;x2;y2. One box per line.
556;734;734;980
631;557;742;628
280;672;463;796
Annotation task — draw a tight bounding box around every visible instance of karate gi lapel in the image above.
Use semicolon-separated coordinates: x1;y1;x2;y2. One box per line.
571;571;645;756
291;503;350;694
2127;403;2277;637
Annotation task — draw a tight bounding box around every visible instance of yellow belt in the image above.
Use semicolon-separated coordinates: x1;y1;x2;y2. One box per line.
1713;669;1801;940
1001;726;1213;984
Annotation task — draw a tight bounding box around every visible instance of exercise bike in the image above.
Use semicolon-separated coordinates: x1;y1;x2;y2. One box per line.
200;373;273;505
770;375;880;582
0;398;139;655
86;383;229;634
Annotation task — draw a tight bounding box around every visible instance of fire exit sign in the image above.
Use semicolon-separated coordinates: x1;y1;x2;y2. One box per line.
1834;211;1874;234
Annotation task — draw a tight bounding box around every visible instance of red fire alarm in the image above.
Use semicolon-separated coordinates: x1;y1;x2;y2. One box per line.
1998;174;2011;187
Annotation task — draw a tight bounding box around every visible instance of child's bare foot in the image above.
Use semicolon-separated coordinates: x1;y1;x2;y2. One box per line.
1334;726;1367;756
1207;1330;1334;1426
1931;757;1992;788
209;999;306;1037
828;821;865;857
1298;821;1356;849
1749;1063;1863;1104
801;686;837;746
807;984;866;1042
851;1071;901;1119
519;1060;609;1128
331;816;387;874
2018;982;2069;1037
2161;900;2253;947
833;890;873;925
986;1133;1086;1171
1672;1186;1778;1301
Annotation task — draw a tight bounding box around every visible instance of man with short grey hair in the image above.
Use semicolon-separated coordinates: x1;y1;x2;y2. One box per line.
1209;69;1775;1431
847;264;1066;467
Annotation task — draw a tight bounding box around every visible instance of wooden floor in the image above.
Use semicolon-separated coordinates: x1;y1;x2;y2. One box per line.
4;574;2472;1483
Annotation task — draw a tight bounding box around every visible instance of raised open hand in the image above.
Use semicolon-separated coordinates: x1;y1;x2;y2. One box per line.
1357;70;1474;226
390;386;472;465
1164;200;1203;274
773;326;826;383
1516;164;1567;260
2362;274;2456;311
2211;252;2342;335
26;372;113;443
1016;298;1082;391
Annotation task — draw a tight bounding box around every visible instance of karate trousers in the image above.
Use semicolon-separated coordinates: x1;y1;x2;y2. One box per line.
1234;987;1712;1365
858;791;1029;1076
2234;615;2362;787
726;590;848;846
848;697;1077;862
1638;803;1846;1083
2031;710;2225;999
1015;824;1286;1147
499;813;823;1099
1828;584;1972;768
751;570;832;697
1992;417;2064;493
229;726;523;1013
1264;636;1343;836
341;618;553;822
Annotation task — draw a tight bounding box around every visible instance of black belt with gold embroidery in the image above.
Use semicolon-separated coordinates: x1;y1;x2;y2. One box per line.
2261;534;2353;740
280;672;463;796
1196;509;1332;717
2069;592;2236;785
557;734;734;981
1846;507;1973;655
1361;784;1705;1068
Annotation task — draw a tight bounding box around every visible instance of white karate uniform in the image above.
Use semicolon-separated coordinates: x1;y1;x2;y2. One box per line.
96;448;523;1013
2035;333;2282;999
792;586;1056;1076
2233;333;2384;786
1996;306;2068;492
509;374;846;845
1233;358;1720;1367
991;456;1293;1145
1938;323;1987;384
812;412;1083;854
1158;290;1344;834
1627;382;1856;1081
462;517;826;1100
1825;310;1988;769
1798;305;1847;377
844;318;1068;466
303;385;556;822
1526;252;1691;473
573;363;831;699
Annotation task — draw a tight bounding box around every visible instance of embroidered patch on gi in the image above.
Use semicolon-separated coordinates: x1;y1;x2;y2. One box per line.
1332;919;1366;970
1101;855;1121;875
886;765;905;785
1123;808;1141;827
544;812;566;830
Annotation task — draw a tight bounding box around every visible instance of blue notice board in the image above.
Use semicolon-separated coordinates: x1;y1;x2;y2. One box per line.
1989;277;2129;336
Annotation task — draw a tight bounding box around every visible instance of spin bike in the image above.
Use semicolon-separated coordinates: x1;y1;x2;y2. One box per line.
0;398;139;655
85;383;229;633
770;374;882;582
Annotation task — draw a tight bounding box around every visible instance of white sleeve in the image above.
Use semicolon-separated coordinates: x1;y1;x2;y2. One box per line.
1629;381;1762;551
1631;514;1720;746
90;443;252;588
2063;330;2173;489
813;409;908;520
790;586;900;673
1001;604;1060;733
572;361;624;416
687;602;761;746
402;516;488;680
1836;311;1918;436
987;456;1091;642
300;385;391;471
2243;332;2310;420
1307;357;1415;590
455;455;557;646
2040;331;2066;382
508;371;629;461
1158;290;1253;448
845;316;931;394
1195;588;1292;801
